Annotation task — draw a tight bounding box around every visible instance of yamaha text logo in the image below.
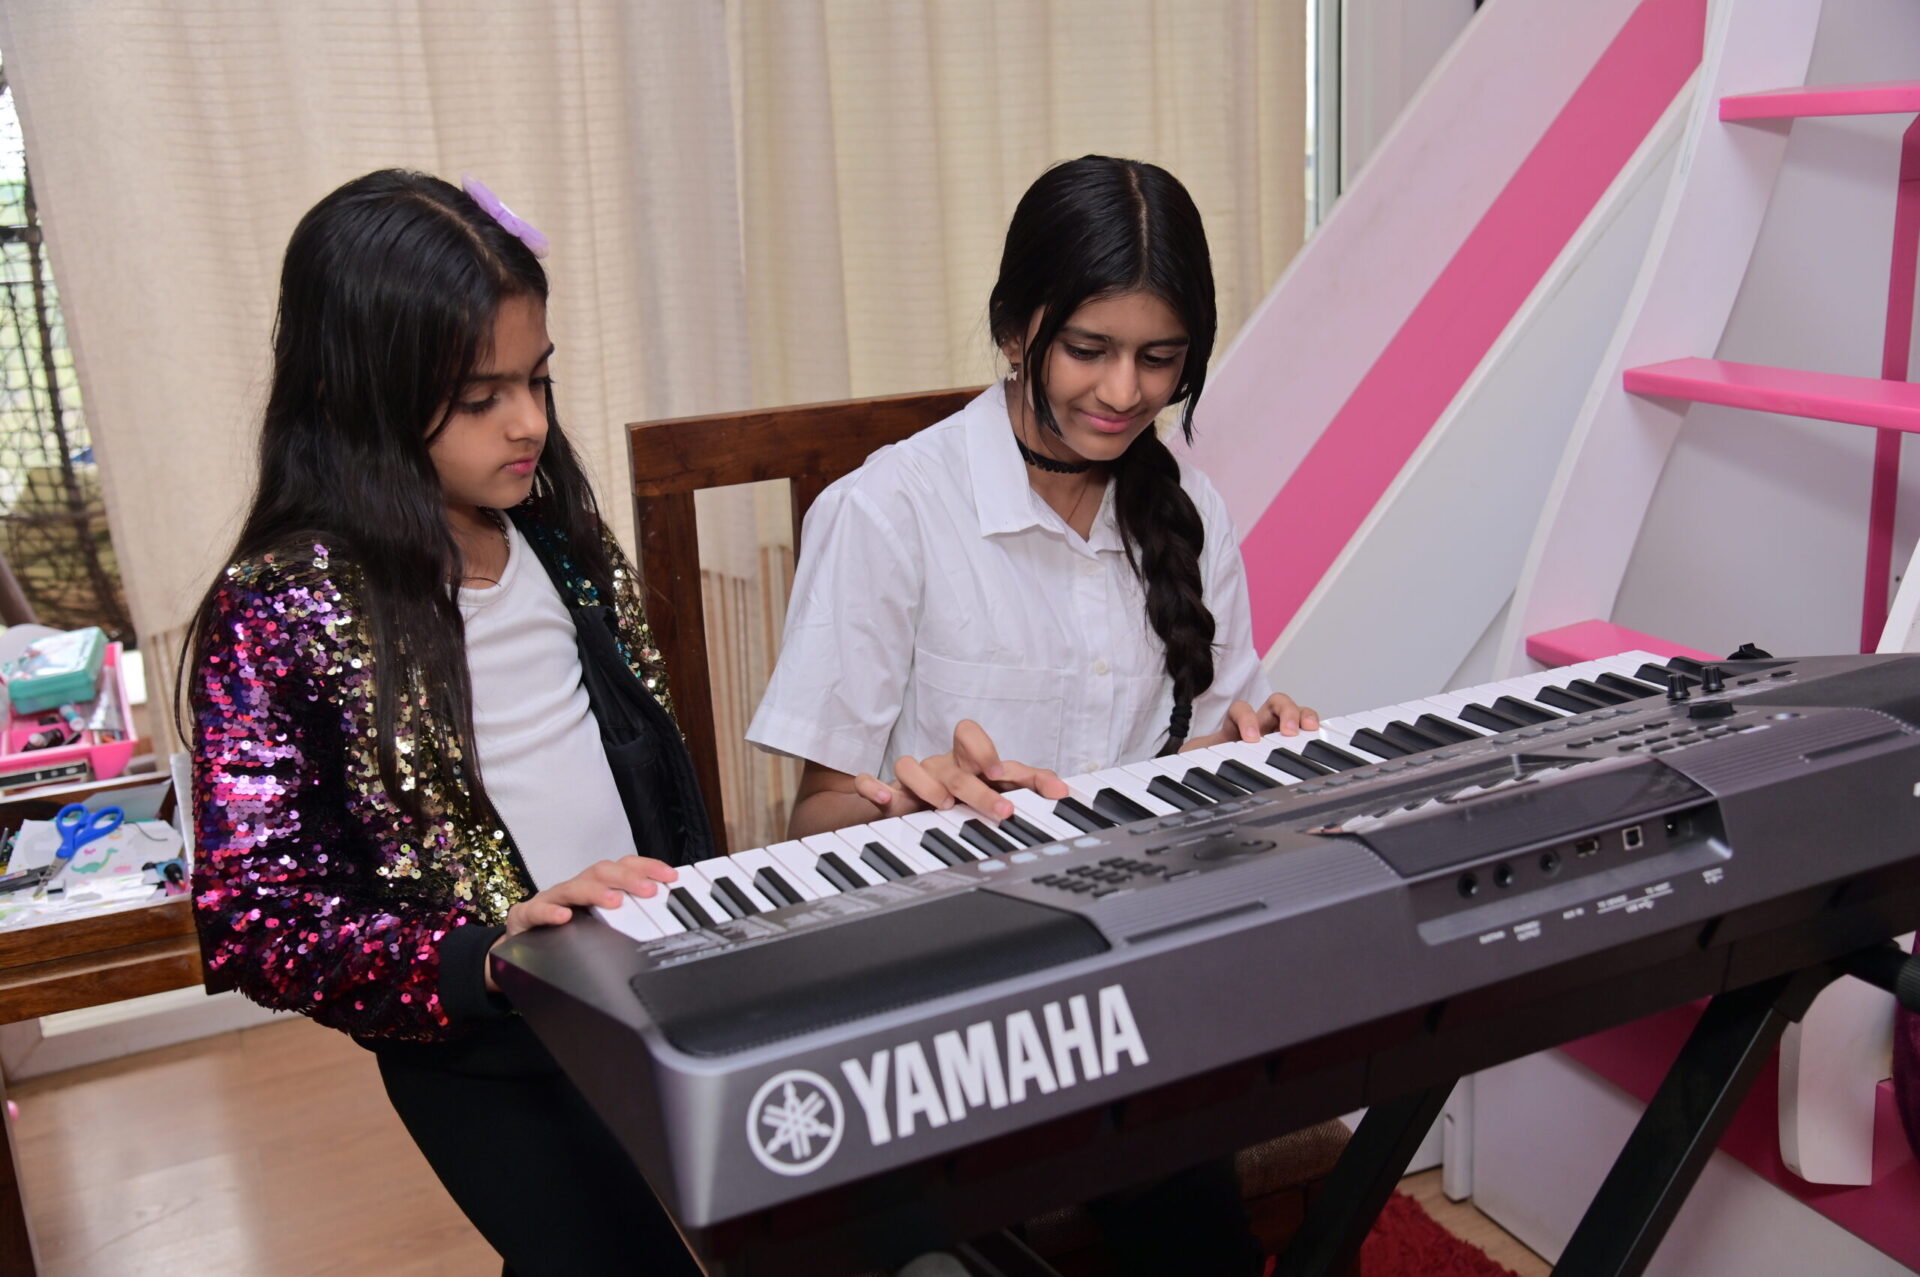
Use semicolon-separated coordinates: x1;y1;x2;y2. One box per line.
746;983;1149;1177
747;1069;846;1175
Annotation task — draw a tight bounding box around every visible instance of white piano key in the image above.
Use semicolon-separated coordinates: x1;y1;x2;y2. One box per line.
859;816;950;874
624;876;689;935
726;845;826;904
1002;788;1082;841
670;862;743;926
764;839;851;897
592;894;664;942
695;855;779;917
1079;766;1183;818
1195;739;1308;786
899;810;987;863
801;830;889;886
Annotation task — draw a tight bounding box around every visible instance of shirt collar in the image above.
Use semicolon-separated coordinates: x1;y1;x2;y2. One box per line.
964;380;1126;553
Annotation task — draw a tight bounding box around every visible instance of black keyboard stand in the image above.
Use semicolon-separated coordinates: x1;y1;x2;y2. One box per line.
1274;943;1920;1277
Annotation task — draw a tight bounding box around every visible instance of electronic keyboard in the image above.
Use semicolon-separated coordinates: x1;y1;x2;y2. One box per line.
494;651;1920;1275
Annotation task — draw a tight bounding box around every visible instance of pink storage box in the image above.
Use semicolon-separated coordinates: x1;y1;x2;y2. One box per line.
0;640;137;790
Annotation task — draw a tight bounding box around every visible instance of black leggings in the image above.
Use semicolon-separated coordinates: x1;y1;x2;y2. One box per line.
371;1018;703;1277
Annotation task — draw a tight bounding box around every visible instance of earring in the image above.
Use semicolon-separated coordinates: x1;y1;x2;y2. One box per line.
1009;364;1021;383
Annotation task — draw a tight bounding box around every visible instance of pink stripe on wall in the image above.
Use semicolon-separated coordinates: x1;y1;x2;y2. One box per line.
1244;0;1708;652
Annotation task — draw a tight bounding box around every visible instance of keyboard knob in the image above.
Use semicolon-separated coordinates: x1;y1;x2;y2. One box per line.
1700;665;1726;694
1666;674;1690;702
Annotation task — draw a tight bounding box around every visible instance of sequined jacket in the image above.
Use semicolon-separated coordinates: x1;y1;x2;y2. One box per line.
191;518;678;1044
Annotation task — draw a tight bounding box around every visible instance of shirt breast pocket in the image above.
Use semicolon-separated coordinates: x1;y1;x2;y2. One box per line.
910;650;1067;774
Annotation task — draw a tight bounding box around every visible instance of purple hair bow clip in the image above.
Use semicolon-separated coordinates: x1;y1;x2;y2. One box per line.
461;174;550;259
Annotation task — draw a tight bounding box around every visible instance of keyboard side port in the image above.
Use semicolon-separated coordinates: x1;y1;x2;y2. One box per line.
1575;837;1600;858
1623;825;1644;851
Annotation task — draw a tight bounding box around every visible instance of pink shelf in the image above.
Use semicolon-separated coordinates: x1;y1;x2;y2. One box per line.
1526;620;1713;667
1721;81;1920;121
1623;358;1920;434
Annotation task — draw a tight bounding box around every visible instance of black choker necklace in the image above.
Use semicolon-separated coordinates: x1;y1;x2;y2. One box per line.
1013;430;1092;474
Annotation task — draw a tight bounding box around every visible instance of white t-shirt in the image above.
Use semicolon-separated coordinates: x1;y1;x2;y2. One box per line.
460;522;636;890
747;381;1270;780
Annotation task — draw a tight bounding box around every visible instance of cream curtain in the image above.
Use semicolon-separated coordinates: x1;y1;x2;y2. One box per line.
0;0;1305;851
0;0;750;737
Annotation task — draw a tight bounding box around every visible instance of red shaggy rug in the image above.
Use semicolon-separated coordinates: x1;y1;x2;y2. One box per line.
1356;1193;1523;1277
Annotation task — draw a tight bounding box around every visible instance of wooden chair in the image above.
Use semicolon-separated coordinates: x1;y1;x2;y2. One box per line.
626;389;1353;1272
627;387;981;853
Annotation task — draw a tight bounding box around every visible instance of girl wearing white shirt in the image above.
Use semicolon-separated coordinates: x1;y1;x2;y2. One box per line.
750;155;1317;839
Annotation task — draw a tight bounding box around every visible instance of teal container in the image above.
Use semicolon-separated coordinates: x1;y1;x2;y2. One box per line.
6;626;108;715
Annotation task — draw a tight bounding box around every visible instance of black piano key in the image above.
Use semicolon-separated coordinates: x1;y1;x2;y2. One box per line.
1566;677;1632;706
998;814;1053;847
667;886;719;930
1181;768;1248;801
816;851;868;892
1302;740;1370;771
960;819;1017;856
1381;721;1447;753
1596;671;1664;699
1093;788;1156;824
1460;702;1526;732
754;866;805;907
712;877;764;918
1055;797;1119;831
1666;655;1708;676
1266;747;1334;779
1414;713;1478;744
1347;728;1412;759
1145;774;1211;810
1493;695;1558;724
1217;758;1280;790
920;829;979;866
861;841;914;881
1637;662;1697;688
1534;684;1607;713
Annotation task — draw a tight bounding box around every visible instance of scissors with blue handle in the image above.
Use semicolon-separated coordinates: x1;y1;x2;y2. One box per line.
33;802;125;898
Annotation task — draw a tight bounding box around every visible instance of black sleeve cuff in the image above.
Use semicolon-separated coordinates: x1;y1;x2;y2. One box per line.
439;923;514;1022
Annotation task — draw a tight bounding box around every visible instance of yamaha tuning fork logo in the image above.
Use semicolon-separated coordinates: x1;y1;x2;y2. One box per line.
747;1070;846;1175
746;983;1150;1176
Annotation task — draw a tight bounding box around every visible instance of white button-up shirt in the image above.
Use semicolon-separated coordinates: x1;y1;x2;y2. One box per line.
747;382;1270;780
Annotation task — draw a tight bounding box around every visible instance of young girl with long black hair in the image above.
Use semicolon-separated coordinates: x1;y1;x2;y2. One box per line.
750;153;1317;837
187;169;707;1277
749;155;1315;1274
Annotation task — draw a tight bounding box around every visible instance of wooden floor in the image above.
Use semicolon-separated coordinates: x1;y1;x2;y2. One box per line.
12;1018;1550;1276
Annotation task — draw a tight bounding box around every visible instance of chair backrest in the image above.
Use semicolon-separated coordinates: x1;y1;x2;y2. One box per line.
627;387;981;853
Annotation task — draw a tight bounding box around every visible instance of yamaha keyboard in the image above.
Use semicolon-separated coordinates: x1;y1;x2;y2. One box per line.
494;652;1920;1275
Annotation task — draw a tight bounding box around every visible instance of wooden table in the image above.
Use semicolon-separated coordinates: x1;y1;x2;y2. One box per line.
0;771;204;1275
